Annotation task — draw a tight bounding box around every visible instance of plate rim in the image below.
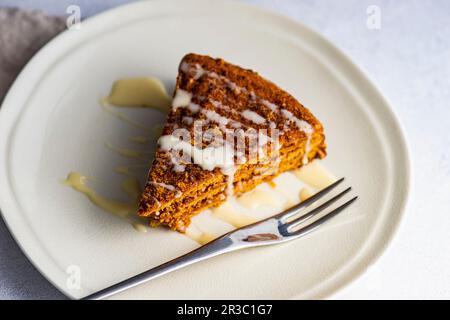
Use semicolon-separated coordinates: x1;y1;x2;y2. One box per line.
0;0;411;299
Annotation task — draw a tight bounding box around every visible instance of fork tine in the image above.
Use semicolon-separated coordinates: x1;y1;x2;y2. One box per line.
282;196;358;237
282;187;352;231
276;177;345;222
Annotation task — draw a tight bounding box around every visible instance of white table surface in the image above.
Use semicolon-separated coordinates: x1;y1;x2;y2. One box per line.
0;0;449;299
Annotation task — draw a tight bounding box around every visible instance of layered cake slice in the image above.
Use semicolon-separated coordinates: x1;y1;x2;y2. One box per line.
138;53;326;232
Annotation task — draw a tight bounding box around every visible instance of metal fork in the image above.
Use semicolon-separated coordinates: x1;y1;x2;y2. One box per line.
83;177;357;300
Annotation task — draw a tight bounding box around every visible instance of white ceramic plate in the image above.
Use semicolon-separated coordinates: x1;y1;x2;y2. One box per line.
0;0;410;299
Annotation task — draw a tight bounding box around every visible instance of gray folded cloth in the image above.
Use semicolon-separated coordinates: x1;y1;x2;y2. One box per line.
0;7;67;299
0;8;65;102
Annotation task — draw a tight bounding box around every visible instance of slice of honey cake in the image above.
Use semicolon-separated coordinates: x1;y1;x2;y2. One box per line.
138;53;326;232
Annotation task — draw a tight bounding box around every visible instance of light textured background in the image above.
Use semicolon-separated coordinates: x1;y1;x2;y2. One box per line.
0;0;449;299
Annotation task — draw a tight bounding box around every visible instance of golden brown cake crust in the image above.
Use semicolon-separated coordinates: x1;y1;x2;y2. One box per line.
138;53;326;232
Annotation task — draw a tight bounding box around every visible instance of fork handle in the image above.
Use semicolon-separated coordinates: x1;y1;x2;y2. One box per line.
82;235;235;300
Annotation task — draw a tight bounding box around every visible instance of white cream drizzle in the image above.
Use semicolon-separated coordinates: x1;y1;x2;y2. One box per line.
158;135;234;171
172;89;192;110
149;180;182;198
158;134;236;195
209;100;245;129
208;71;243;95
170;155;186;173
149;180;176;191
188;103;200;113
280;109;313;135
200;108;243;129
261;100;279;112
180;61;205;80
201;109;230;127
242;109;266;124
